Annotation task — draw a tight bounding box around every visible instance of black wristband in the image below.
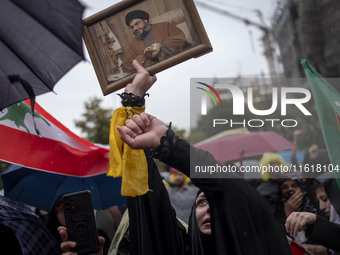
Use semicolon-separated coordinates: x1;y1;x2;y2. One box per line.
118;92;149;107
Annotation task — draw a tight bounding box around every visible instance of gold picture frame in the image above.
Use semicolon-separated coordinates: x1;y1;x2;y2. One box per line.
83;0;212;95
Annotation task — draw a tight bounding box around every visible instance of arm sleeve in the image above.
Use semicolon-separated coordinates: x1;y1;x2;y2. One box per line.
127;152;188;255
157;130;236;192
305;215;340;252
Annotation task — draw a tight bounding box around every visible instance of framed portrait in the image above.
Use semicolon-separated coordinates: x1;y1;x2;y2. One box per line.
83;0;212;95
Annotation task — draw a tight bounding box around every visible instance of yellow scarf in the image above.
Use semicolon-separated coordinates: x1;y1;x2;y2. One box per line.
107;106;149;197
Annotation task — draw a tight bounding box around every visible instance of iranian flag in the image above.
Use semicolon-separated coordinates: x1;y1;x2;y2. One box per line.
0;100;110;176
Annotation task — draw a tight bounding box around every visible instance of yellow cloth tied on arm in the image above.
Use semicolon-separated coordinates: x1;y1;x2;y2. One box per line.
107;106;149;197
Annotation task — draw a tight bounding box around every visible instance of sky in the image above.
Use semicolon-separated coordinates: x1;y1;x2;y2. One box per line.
37;0;276;137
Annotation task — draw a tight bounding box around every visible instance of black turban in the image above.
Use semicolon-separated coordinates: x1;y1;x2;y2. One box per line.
125;10;149;26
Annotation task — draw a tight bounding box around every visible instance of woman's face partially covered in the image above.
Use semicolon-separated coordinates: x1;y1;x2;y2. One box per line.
195;192;211;235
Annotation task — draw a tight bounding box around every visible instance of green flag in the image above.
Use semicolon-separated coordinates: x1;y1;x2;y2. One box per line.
301;59;340;188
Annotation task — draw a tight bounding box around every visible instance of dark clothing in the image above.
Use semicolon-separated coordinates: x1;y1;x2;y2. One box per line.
0;224;23;255
274;178;321;226
127;152;188;255
318;175;340;216
164;137;292;255
0;196;61;255
99;229;111;255
46;211;63;244
256;179;280;214
128;134;292;254
123;22;190;70
306;215;340;252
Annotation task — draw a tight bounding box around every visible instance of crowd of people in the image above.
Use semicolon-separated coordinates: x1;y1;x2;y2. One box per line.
1;59;338;255
1;2;339;255
54;60;339;255
1;25;339;253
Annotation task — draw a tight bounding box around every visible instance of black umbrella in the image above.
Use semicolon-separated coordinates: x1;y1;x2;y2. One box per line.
0;0;85;111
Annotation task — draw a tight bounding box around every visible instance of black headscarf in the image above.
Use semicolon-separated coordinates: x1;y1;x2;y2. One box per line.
275;177;320;225
188;189;216;255
294;178;319;214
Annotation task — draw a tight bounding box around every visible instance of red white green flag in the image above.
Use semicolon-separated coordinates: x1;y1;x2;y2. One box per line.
0;100;109;176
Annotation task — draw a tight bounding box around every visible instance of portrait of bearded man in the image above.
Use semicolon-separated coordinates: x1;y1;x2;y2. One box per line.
123;10;192;71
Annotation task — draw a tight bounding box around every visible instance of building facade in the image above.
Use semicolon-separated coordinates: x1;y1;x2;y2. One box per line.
272;0;340;78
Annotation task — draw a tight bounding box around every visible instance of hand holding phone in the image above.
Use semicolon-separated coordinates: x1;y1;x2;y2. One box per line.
62;190;99;255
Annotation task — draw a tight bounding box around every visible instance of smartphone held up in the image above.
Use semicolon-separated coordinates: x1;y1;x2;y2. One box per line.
62;190;99;255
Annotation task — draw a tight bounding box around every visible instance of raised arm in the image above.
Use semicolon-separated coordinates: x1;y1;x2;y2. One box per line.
117;113;166;150
123;59;156;97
